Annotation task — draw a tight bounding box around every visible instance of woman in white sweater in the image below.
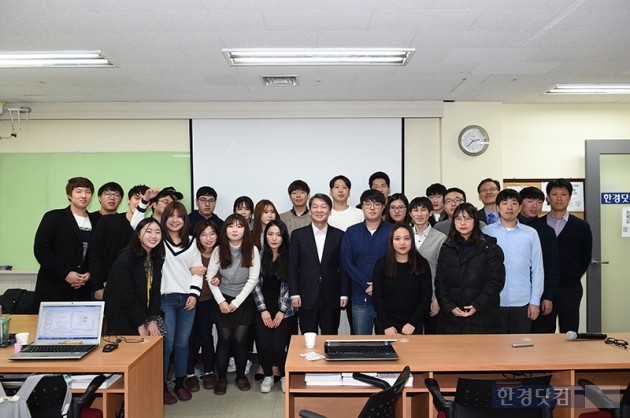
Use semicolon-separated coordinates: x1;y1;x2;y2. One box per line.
160;202;205;405
208;214;260;395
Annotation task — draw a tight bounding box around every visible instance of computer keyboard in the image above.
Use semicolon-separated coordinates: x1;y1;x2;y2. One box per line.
327;345;394;355
21;344;96;353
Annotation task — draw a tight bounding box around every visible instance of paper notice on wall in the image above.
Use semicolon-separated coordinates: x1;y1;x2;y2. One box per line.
623;207;630;238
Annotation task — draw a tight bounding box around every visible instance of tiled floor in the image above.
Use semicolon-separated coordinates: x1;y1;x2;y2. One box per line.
164;368;285;418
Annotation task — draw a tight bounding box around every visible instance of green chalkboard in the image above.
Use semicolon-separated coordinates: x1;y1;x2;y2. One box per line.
0;152;191;269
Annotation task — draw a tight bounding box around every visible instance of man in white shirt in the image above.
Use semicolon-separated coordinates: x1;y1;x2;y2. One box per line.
328;175;363;231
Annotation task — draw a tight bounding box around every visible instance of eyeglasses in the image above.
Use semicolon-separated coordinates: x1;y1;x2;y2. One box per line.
389;205;407;211
444;198;464;205
363;202;383;209
480;188;498;193
605;337;628;349
104;191;121;199
454;216;474;223
103;335;145;344
198;197;216;205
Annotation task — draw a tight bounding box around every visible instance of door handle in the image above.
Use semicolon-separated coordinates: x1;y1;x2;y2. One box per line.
591;259;610;265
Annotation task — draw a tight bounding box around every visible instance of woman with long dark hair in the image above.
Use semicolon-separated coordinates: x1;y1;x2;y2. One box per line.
253;219;296;393
208;214;261;395
372;222;432;335
435;203;505;334
160;202;206;404
105;217;165;336
384;193;410;224
251;199;278;249
184;219;220;392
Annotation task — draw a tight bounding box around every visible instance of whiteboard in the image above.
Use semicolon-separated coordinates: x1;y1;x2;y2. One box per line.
191;118;403;218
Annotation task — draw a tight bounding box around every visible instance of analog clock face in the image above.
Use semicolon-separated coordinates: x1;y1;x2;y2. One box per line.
458;125;489;156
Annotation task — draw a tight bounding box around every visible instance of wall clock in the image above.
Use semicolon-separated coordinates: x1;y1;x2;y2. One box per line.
458;125;489;156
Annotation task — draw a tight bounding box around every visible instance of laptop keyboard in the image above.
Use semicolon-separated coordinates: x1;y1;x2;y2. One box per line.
327;345;394;355
21;344;97;353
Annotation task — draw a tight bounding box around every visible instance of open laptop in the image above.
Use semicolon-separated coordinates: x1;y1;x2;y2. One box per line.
324;339;399;361
9;301;104;360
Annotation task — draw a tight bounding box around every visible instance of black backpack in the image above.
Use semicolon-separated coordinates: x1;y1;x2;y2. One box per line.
0;289;37;314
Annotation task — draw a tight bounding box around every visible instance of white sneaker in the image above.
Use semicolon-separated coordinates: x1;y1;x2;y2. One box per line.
227;357;236;373
280;377;286;393
260;376;274;393
245;359;252;374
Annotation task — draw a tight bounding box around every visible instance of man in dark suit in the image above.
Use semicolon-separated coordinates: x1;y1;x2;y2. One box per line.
475;178;500;224
289;193;348;335
34;177;99;306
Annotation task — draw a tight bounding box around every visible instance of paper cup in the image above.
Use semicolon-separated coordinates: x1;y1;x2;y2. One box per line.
15;332;29;345
304;332;316;349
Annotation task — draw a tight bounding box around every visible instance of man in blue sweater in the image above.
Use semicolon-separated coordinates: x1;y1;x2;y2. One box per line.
543;179;592;333
341;189;392;335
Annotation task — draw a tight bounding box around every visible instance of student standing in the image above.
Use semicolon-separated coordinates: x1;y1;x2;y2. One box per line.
372;223;432;335
341;189;392;335
435;203;505;334
408;197;447;334
518;187;560;333
328;175;363;231
253;220;297;394
483;189;544;333
160;202;205;405
252;199;278;249
188;186;224;234
279;180;311;236
384;193;410;224
208;214;261;396
90;184;148;301
104;217;165;336
34;177;98;306
91;181;124;226
184;220;220;392
233;196;255;230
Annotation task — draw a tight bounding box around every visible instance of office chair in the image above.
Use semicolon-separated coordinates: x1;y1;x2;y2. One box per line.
16;374;105;418
299;366;411;418
425;374;554;418
578;379;630;418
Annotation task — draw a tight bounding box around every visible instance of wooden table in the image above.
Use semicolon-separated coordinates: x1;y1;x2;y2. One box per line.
0;315;163;418
285;333;630;418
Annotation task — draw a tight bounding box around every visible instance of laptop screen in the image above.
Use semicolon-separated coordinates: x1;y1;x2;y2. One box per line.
36;302;104;343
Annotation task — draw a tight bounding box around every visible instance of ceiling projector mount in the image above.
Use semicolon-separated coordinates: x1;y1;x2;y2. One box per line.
0;104;32;140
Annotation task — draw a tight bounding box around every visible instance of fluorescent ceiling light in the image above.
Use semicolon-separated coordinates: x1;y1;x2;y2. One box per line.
0;51;113;68
223;48;414;66
547;84;630;94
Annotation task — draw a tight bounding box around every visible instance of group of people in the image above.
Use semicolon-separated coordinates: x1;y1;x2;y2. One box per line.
32;171;592;405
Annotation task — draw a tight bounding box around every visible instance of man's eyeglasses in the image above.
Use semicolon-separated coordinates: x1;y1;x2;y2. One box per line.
198;197;216;205
363;202;383;209
104;191;121;199
444;198;464;205
605;337;628;349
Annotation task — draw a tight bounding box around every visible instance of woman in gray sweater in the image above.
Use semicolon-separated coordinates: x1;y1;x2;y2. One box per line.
208;214;261;395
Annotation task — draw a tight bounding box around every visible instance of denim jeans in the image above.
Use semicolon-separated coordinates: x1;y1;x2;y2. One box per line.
351;304;375;335
161;293;196;381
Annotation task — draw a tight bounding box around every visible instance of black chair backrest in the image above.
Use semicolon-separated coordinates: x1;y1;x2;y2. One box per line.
357;366;411;418
453;375;554;418
68;374;107;418
579;379;630;418
26;375;68;418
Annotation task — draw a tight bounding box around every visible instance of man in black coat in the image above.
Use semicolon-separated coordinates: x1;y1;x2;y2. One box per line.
289;193;348;335
34;177;99;307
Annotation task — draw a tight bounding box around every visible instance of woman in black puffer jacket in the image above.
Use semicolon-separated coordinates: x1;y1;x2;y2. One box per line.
435;203;505;334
